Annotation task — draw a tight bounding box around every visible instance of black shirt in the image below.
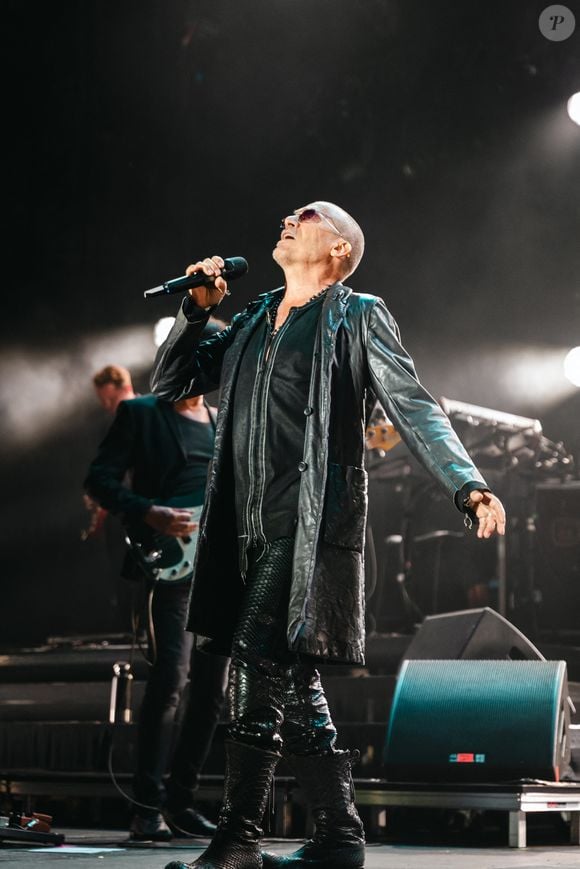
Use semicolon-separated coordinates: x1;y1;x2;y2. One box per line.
232;293;325;561
164;415;215;508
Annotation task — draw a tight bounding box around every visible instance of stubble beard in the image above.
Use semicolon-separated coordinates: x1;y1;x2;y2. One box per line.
272;244;289;268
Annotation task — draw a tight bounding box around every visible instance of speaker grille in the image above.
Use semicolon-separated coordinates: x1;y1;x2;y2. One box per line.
384;660;569;782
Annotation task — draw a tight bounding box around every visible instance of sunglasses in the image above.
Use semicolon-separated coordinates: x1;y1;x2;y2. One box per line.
280;208;343;237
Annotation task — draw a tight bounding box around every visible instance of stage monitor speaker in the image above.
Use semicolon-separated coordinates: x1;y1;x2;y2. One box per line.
402;606;544;662
384;659;570;783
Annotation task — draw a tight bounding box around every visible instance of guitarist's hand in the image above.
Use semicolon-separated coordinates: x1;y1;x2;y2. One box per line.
81;494;108;541
145;505;198;538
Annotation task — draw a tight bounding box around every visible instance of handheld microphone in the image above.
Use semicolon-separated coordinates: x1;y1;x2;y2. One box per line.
144;256;248;299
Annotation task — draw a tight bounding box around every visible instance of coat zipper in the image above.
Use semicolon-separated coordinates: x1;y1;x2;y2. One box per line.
242;311;295;560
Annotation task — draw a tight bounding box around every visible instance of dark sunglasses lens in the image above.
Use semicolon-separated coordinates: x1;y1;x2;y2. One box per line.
298;209;318;223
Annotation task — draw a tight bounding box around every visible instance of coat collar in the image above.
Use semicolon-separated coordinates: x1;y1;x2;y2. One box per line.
257;282;352;308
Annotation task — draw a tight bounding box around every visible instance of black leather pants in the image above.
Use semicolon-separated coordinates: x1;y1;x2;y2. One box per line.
227;537;337;756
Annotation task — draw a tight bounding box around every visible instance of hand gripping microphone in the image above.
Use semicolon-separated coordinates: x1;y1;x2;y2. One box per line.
144;257;248;299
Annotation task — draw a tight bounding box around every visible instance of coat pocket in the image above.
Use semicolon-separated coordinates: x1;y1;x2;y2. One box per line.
323;463;368;553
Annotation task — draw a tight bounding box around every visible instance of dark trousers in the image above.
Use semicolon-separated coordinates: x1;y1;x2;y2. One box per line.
133;581;230;812
227;537;337;756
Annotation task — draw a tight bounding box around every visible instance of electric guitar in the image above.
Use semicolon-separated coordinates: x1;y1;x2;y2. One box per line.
124;505;203;584
365;420;402;453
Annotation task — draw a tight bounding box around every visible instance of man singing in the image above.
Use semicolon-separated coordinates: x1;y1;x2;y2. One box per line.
151;201;506;869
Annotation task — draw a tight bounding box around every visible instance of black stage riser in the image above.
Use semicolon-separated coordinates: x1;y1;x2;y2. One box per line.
0;720;390;779
0;675;397;723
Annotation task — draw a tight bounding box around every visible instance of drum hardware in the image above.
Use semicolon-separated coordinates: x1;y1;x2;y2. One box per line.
365;398;576;636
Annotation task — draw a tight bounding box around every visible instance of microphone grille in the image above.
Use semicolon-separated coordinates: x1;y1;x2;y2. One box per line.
223;257;249;279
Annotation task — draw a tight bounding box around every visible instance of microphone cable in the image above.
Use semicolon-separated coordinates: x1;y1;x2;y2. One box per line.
104;581;160;814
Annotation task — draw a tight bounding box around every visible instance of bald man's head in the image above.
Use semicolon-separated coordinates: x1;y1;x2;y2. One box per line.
303;201;365;278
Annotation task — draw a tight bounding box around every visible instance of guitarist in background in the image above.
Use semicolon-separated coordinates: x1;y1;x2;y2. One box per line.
84;319;230;842
94;363;136;414
82;365;137;539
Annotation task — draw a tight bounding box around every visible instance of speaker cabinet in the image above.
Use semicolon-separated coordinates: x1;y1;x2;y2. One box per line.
403;606;543;662
384;659;570;783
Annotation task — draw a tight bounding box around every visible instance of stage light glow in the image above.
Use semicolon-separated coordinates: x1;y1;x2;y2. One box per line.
563;346;580;387
413;343;578;419
567;93;580;126
0;325;156;450
154;317;176;347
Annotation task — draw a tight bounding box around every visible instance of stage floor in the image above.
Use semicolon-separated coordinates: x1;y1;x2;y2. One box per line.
2;830;580;869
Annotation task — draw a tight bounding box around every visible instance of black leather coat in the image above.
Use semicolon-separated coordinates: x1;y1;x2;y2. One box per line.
150;283;487;665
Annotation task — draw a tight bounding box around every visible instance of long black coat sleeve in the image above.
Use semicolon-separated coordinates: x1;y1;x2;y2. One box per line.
150;297;240;400
365;298;488;502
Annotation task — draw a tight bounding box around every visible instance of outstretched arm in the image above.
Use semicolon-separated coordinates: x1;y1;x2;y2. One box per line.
365;298;505;538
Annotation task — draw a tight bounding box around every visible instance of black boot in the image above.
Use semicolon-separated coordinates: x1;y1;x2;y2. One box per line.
129;809;172;842
165;778;217;837
165;740;280;869
262;750;365;868
165;804;217;838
